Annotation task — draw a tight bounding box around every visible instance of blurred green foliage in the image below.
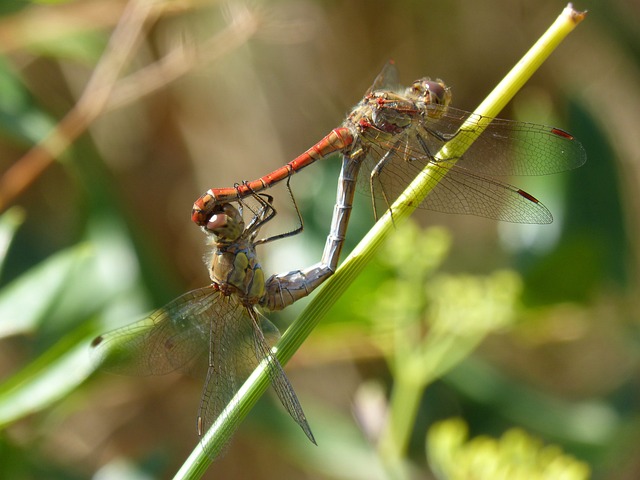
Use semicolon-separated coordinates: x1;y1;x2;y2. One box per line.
428;418;591;480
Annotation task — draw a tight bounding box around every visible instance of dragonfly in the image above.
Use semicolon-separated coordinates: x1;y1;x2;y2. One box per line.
91;189;342;453
192;61;586;229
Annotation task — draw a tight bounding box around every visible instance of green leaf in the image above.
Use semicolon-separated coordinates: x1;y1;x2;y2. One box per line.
0;207;25;276
0;243;93;338
427;418;592;480
0;323;96;428
0;215;142;339
0;57;56;145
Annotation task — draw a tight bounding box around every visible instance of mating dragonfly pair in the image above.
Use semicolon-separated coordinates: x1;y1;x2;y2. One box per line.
92;62;586;451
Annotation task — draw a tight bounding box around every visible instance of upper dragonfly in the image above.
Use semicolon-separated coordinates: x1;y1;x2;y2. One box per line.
92;189;347;455
193;61;585;227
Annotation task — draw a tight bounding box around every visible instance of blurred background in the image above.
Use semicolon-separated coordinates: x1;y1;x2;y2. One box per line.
0;0;638;478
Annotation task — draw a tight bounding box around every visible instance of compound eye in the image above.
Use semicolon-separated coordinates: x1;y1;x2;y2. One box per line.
424;80;446;105
206;203;244;239
206;212;227;231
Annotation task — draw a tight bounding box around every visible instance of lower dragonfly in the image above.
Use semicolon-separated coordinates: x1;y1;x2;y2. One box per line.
192;61;585;229
92;186;344;452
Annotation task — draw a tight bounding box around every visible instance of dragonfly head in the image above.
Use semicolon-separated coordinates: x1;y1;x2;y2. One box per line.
407;78;452;118
204;203;244;242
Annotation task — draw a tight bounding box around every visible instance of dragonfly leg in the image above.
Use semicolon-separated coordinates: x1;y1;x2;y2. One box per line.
369;138;404;221
253;177;305;246
233;183;277;234
414;130;441;161
232;181;302;245
416;123;456;144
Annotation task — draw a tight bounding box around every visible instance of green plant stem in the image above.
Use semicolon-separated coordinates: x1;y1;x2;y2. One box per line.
378;371;425;467
376;4;586;470
173;5;586;479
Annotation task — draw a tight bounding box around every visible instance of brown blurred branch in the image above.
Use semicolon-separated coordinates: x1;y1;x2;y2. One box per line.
107;3;258;110
0;0;211;55
0;0;127;55
0;0;258;212
0;0;154;211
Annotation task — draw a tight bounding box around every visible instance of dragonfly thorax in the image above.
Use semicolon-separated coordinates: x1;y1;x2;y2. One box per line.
208;245;266;303
205;203;266;303
369;92;414;134
348;91;414;136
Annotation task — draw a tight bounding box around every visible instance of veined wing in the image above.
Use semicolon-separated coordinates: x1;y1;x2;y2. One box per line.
366;61;400;95
249;308;315;444
362;131;554;223
196;300;315;451
91;287;217;376
414;105;586;176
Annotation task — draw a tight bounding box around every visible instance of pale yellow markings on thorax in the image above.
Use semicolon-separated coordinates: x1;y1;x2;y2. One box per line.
230;252;249;288
249;267;265;299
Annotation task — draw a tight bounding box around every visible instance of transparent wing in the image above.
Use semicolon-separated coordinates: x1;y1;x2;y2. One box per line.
195;301;315;451
91;287;218;376
358;110;585;223
367;140;553;223
196;294;253;448
250;308;315;444
417;106;586;176
366;60;400;94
